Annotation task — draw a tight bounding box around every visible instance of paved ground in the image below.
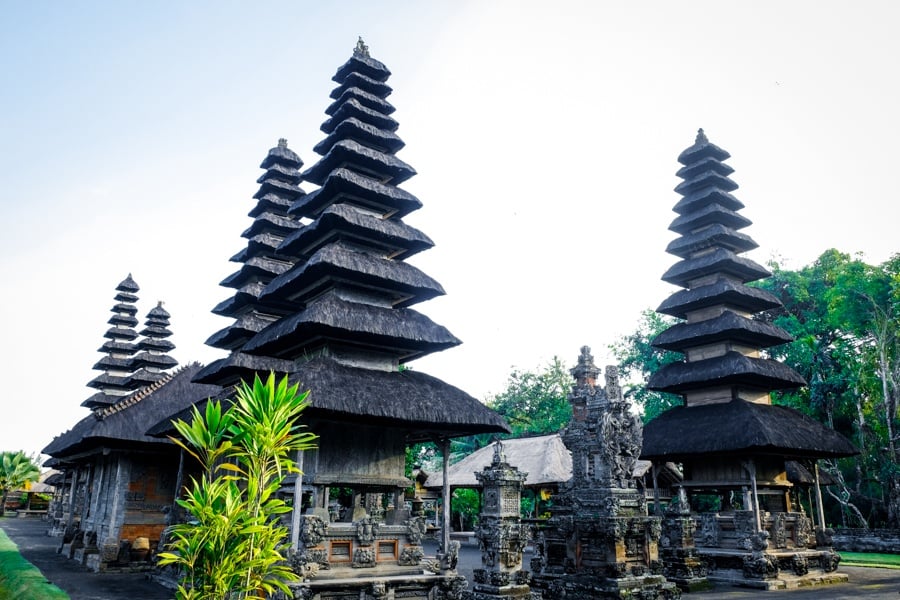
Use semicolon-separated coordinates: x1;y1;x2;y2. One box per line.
0;517;170;600
3;517;899;599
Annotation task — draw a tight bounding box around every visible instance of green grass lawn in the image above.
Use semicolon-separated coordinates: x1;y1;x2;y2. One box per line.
840;551;900;569
0;527;69;600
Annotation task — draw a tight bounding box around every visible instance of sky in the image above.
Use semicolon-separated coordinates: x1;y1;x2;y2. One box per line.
2;1;899;462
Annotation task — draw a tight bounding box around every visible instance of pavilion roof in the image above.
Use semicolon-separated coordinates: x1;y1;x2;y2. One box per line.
641;399;858;460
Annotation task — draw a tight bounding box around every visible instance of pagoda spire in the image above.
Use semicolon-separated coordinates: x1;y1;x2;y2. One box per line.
130;301;178;386
648;130;803;406
83;275;142;408
192;139;308;385
242;42;458;368
204;138;307;351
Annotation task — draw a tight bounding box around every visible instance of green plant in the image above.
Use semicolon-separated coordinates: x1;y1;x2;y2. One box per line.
0;451;40;517
158;373;318;600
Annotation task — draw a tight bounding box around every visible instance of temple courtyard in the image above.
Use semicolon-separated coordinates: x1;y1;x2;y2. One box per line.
2;517;898;599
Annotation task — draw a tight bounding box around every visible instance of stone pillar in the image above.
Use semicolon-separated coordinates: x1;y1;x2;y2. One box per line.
465;441;531;599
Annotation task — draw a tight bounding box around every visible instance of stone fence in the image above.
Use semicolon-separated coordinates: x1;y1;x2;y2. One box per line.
832;528;900;554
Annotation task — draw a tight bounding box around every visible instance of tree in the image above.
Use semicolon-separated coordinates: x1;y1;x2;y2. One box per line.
609;308;682;422
158;373;318;600
486;356;573;437
757;250;900;526
0;451;40;516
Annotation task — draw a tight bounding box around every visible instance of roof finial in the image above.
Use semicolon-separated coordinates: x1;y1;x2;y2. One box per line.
696;128;708;144
354;36;370;58
278;138;288;148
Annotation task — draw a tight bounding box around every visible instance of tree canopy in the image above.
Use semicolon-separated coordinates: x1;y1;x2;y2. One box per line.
0;451;41;517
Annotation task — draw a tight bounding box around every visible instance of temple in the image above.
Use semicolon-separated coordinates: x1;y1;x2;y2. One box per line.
43;277;212;571
641;130;858;589
184;38;510;599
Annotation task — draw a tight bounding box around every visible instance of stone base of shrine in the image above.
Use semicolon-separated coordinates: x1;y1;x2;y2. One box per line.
701;548;848;590
531;573;681;600
462;583;536;599
289;572;467;600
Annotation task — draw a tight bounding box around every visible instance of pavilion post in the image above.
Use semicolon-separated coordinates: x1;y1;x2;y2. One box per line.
813;461;826;529
439;438;451;554
291;450;305;551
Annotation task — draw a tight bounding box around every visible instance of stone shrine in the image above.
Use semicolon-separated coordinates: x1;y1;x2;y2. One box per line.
531;347;679;599
465;441;532;600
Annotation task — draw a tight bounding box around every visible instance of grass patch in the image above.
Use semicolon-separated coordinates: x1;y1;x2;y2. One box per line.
0;527;69;599
840;551;900;569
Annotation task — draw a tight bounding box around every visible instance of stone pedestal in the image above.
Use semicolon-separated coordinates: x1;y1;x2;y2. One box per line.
659;513;710;592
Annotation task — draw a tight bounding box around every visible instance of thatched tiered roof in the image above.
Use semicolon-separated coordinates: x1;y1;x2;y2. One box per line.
642;130;856;461
647;130;806;400
45;363;220;459
642;399;857;460
83;275;143;409
192;41;507;441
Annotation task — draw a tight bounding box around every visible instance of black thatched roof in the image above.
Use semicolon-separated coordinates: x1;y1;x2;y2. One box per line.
205;312;276;350
157;356;509;442
668;202;752;235
318;109;403;153
279;203;433;261
641;399;858;460
648;351;806;393
326;86;395;117
289;167;422;219
333;48;391;83
260;241;445;308
242;294;460;361
45;363;221;458
661;247;770;287
657;277;781;319
191;352;294;387
665;223;758;258
302;139;416;186
652;310;793;352
331;71;392;100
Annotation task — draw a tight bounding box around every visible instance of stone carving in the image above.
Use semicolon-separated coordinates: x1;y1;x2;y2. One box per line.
405;515;427;544
821;550;841;572
354;516;378;545
796;514;813;548
300;514;328;546
434;576;467;600
816;526;835;547
697;513;719;547
772;512;787;548
792;553;809;576
399;545;424;566
742;532;778;579
530;347;680;599
370;581;390;598
352;546;375;568
439;540;459;571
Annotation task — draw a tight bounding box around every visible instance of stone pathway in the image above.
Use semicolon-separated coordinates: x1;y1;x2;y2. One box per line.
0;517;170;600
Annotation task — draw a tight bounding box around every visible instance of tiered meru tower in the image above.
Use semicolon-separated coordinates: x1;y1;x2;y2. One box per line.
84;275;178;409
642;130;857;589
194;39;508;600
